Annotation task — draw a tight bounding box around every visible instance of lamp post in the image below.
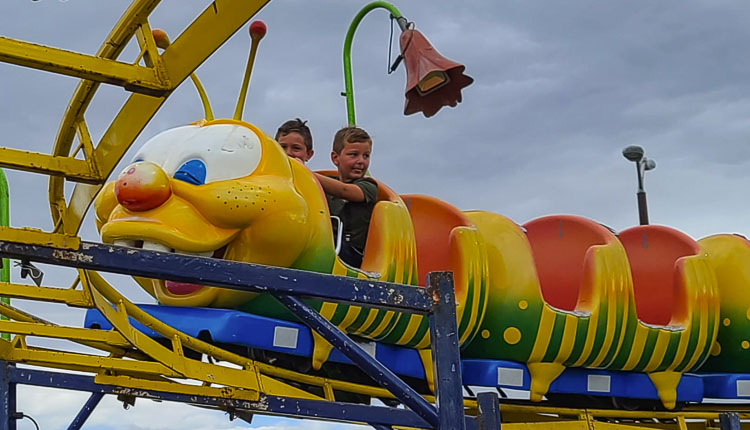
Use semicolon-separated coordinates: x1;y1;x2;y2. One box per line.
342;1;473;125
622;145;656;225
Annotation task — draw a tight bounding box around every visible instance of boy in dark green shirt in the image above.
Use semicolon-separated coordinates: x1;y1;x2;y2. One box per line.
314;127;377;268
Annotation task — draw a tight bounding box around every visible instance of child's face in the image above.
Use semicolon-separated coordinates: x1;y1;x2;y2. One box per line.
277;131;313;162
331;140;371;182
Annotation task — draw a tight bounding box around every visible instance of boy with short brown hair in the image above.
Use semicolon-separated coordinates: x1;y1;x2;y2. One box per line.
315;126;377;268
275;118;314;162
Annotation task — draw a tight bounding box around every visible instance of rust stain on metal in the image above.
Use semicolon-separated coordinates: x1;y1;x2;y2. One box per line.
52;249;93;263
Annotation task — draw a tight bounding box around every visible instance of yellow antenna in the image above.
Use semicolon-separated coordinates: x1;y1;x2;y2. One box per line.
152;29;214;121
233;21;267;121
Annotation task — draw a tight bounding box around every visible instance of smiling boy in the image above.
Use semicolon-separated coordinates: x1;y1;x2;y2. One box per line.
275;118;314;162
314;126;377;268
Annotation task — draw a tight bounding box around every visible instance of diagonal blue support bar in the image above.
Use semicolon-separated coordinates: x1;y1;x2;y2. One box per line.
67;392;104;430
427;272;465;430
0;361;16;430
272;292;439;428
476;391;501;430
0;240;432;313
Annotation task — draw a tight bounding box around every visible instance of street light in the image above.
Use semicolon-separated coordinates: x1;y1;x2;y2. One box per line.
622;145;656;225
342;1;473;125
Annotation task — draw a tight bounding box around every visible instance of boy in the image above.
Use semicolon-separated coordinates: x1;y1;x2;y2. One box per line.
315;127;377;268
275;118;314;162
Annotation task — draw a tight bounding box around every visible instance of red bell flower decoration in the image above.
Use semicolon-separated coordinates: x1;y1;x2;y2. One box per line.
400;29;473;118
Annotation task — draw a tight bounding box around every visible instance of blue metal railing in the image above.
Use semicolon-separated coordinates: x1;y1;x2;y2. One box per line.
0;238;469;429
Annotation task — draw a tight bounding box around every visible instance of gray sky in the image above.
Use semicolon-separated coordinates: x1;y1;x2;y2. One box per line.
3;0;750;428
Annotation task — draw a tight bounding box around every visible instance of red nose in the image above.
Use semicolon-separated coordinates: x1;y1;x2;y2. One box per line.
115;161;171;212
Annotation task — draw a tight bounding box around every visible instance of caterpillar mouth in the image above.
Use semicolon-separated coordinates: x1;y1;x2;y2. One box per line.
112;239;228;295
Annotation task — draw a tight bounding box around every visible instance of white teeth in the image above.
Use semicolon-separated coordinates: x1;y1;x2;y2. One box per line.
113;239;136;247
142;240;171;253
177;250;213;258
120;238;214;257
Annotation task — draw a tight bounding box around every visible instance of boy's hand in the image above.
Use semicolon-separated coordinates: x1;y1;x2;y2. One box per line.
314;172;366;202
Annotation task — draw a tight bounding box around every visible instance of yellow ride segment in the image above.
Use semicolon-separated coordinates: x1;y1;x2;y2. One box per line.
528;306;556;363
621;324;649;371
682;292;710;371
553;313;578;363
589;276;619;367
396;314;422;345
369;311;396;338
351;308;379;336
643;330;672;372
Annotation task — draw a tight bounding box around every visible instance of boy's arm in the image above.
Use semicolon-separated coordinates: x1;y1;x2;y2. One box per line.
314;172;366;202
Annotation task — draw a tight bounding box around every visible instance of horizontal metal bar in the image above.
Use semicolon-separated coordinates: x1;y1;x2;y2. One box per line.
5;346;176;377
0;321;130;347
9;366;433;428
0;282;89;307
0;37;169;96
274;293;439;427
0;147;100;184
0;239;434;313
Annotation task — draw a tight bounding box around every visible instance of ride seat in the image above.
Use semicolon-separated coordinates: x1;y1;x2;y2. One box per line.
522;215;616;312
315;171;405;273
618;225;696;327
400;194;473;286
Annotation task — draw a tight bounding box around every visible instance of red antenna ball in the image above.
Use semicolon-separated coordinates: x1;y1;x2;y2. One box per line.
152;28;171;49
249;20;267;39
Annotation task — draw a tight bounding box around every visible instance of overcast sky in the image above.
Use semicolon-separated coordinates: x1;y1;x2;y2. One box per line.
3;0;750;428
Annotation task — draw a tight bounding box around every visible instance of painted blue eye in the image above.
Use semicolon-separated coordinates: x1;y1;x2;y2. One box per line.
174;159;207;185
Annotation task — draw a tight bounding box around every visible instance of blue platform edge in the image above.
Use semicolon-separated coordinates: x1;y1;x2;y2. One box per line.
461;359;703;402
699;374;750;399
85;305;744;402
84;304;426;379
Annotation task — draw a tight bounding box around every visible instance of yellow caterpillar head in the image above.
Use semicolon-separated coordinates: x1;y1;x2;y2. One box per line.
94;119;316;307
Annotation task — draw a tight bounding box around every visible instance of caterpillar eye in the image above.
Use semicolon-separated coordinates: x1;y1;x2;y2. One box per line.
174;159;207;185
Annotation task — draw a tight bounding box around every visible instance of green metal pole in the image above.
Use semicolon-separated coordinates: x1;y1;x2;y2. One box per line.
343;1;405;126
0;169;9;341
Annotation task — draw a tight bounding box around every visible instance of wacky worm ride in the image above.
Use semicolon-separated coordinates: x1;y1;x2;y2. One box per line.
1;1;750;429
91;5;750;413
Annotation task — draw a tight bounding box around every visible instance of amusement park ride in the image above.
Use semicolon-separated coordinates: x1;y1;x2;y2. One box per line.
1;1;750;429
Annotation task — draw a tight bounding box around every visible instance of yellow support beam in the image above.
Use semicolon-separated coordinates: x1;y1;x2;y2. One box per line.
0;226;79;249
0;36;170;96
0;301;143;359
0;339;179;377
0;282;91;307
96;374;262;402
0;147;99;183
0;321;131;348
